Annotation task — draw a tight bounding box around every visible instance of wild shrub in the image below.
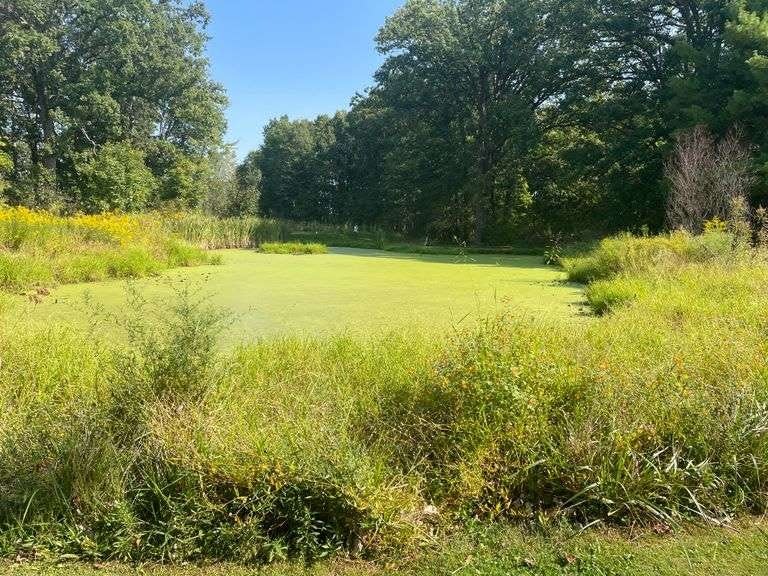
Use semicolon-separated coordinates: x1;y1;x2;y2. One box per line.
0;207;213;292
665;127;754;233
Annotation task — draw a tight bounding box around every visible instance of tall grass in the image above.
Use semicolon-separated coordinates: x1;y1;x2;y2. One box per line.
163;214;390;251
3;228;768;564
560;229;735;284
162;212;288;249
561;228;755;314
0;207;213;292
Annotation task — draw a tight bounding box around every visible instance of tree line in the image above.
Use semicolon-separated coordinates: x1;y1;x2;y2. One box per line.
4;0;768;243
252;0;768;243
0;0;257;215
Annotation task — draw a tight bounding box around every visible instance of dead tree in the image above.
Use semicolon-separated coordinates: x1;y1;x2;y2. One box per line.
665;126;754;232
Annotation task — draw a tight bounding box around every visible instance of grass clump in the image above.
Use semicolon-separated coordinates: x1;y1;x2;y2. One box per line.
260;242;328;255
561;229;734;284
0;207;214;292
162;212;288;249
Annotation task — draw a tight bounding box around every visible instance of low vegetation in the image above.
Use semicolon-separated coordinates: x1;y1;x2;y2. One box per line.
260;242;328;255
0;207;213;293
1;227;767;567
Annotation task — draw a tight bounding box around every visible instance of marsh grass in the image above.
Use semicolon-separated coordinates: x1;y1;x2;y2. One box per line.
2;231;768;564
162;212;288;249
0;208;213;293
260;242;328;255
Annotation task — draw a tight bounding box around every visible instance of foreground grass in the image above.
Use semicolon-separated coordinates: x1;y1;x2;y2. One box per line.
23;249;583;340
2;229;768;567
5;521;768;575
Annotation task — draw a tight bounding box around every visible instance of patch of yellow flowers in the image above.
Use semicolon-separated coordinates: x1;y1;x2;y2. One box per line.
0;205;57;226
0;206;145;245
70;213;142;244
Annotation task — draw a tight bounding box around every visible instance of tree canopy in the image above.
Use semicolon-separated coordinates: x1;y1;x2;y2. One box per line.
0;0;227;211
5;0;768;240
248;0;768;243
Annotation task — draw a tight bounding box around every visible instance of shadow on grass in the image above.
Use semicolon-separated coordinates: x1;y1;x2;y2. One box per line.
327;247;556;270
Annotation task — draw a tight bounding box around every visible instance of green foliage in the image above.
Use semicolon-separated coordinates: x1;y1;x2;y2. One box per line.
239;0;768;242
74;143;157;213
229;150;262;217
561;230;736;284
259;242;328;255
259;115;340;221
146;141;210;209
0;0;226;211
0;209;213;292
0;299;426;563
3;521;768;575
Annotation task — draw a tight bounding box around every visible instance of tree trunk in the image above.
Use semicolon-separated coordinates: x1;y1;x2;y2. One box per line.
36;80;57;175
472;181;488;245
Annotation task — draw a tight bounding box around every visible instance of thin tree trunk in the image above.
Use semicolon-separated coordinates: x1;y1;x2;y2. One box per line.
36;80;57;175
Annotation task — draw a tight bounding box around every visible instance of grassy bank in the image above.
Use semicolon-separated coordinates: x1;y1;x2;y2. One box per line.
1;230;767;566
162;212;545;255
5;521;768;575
0;207;213;293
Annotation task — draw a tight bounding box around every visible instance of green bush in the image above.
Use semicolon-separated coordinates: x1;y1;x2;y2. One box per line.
74;142;157;213
561;230;736;284
0;298;426;563
260;242;327;255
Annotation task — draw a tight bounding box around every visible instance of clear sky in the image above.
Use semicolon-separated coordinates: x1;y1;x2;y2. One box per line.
204;0;404;159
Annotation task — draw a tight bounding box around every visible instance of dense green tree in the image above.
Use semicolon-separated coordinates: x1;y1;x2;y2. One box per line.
72;142;157;213
145;141;211;208
372;0;598;241
230;150;262;217
243;0;768;242
259;116;340;221
0;0;226;210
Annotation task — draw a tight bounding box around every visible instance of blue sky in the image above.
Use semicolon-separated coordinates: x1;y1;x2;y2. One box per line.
204;0;404;159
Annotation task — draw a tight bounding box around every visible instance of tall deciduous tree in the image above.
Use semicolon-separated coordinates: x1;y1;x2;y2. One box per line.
372;0;598;241
0;0;226;209
259;116;340;222
245;0;768;242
